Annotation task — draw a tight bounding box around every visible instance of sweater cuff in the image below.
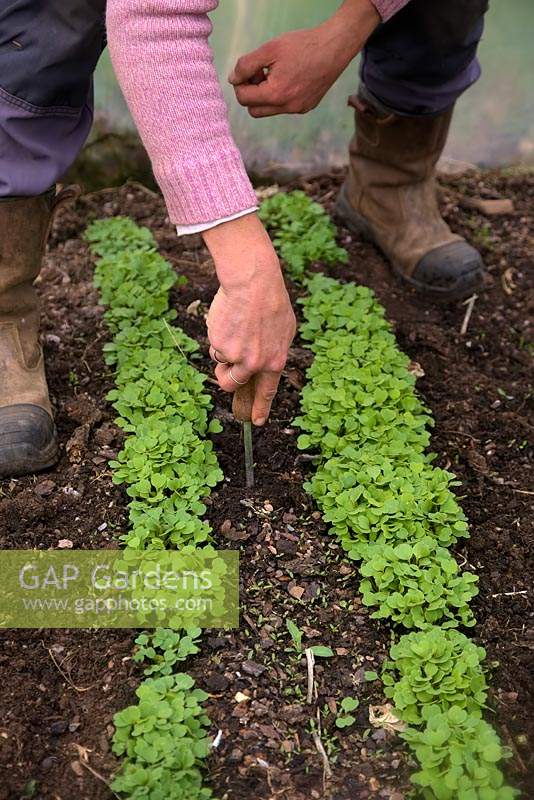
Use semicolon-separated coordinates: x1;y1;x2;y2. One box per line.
176;206;258;236
155;150;259;227
371;0;410;22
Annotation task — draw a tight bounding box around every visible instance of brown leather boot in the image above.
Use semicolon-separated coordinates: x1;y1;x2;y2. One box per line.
336;88;484;300
0;188;73;478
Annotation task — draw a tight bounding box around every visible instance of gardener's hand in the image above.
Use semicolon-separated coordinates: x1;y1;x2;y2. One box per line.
229;0;379;118
203;213;296;426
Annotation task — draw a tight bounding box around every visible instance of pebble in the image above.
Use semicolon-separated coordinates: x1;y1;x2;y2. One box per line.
205;673;230;692
207;637;227;650
288;585;305;600
50;720;68;736
372;729;387;743
242;660;266;678
45;334;61;346
57;539;74;549
277;539;298;555
34;479;56;497
62;486;81;499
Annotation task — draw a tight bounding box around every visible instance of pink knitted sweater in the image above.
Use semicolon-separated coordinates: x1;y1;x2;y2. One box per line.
106;0;408;226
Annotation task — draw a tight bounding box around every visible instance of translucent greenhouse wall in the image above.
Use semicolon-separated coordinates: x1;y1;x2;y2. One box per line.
94;0;534;174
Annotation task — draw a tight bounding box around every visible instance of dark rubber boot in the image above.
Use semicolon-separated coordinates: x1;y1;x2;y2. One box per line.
336;88;484;301
0;405;59;477
0;187;78;478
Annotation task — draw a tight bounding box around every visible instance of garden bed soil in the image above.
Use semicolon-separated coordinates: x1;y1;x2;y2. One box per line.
0;169;532;800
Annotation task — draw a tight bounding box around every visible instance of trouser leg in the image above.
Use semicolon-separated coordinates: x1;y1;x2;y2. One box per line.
336;1;490;299
0;0;107;196
0;1;106;478
361;0;489;116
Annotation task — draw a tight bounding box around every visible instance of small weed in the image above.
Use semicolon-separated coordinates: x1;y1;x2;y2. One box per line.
68;370;79;387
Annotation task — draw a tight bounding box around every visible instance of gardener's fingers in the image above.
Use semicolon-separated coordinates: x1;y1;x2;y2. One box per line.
214;363;255;394
248;105;289;118
252;371;281;427
233;80;275;108
209;346;230;365
229;43;274;86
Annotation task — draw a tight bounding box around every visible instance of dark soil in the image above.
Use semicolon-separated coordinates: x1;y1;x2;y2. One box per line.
0;170;532;800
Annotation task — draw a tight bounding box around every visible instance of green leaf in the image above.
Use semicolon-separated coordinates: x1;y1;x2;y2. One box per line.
341;697;360;712
286;619;303;652
310;646;334;658
336;715;356;729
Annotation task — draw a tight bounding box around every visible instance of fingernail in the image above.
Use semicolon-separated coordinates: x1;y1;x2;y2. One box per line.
253;417;267;427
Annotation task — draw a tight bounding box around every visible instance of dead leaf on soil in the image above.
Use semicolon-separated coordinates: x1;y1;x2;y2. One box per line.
66;424;91;465
71;743;92;762
461;196;515;216
369;703;406;733
186;299;201;316
408;361;425;378
501;267;517;295
255;185;279;202
466;448;490;475
288;585;305;600
57;539;74;549
285;369;305;390
34;479;56;497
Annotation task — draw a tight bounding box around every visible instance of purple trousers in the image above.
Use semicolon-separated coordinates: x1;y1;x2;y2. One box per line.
0;0;488;198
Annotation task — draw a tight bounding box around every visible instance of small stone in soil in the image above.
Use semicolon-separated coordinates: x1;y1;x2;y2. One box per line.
205;673;230;692
207;637;227;649
50;720;68;736
57;539;74;549
288;585;305;600
242;660;266;678
277;539;298;555
34;480;56;497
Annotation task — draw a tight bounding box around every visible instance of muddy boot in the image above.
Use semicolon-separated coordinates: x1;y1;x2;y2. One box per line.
0;188;74;478
336;88;484;301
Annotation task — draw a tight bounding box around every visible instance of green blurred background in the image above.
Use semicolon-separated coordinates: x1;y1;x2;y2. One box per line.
92;0;533;179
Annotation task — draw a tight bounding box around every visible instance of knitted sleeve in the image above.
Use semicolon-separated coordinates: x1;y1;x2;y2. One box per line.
106;0;258;225
371;0;411;22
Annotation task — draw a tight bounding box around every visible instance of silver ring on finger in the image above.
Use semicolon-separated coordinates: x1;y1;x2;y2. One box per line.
229;368;247;386
213;349;229;365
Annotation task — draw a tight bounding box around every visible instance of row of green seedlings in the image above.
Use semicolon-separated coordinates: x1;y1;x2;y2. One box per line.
259;191;518;800
87;218;218;800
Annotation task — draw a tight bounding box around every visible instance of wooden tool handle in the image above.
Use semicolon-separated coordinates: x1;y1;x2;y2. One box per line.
232;376;256;423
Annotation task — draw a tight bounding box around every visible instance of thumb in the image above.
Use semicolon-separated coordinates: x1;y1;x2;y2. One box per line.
229;42;275;85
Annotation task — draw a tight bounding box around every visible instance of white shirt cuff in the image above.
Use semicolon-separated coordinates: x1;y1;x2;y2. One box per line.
176;206;258;236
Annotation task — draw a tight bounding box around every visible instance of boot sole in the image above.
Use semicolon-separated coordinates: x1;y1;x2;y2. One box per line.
0;405;59;479
335;186;484;303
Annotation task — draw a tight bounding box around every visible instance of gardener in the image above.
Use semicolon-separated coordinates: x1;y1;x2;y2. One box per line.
0;0;296;478
231;0;488;300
